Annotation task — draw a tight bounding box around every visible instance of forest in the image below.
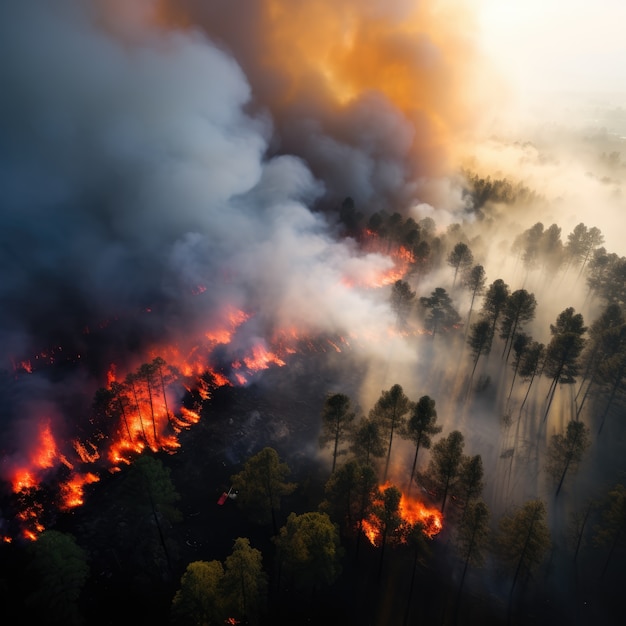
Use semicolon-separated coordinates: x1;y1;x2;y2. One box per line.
2;183;626;626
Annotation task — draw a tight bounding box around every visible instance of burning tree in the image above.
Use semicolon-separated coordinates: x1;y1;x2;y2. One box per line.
369;484;404;577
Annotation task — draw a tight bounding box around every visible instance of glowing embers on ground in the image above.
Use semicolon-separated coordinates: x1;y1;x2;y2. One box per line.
361;482;443;547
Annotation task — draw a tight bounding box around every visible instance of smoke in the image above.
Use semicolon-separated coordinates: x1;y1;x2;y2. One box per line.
0;0;496;471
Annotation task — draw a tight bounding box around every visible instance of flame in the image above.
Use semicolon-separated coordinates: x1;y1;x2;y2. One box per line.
361;482;443;547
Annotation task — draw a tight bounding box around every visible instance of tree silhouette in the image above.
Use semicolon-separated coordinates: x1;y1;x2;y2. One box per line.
369;384;413;481
419;287;461;338
517;340;545;414
319;392;355;473
457;454;484;517
545;420;590;497
593;484;626;578
543;308;587;421
321;459;378;540
499;289;537;362
400;395;441;488
461;264;486;332
425;430;465;514
480;278;510;341
390;279;416;329
467;319;493;381
447;242;474;287
507;332;531;405
454;500;490;619
497;499;550;613
350;417;385;465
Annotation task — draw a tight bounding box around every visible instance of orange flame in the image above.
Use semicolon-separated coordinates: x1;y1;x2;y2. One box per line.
361;482;443;547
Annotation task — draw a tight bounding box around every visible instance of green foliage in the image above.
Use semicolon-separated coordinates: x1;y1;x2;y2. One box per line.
25;530;89;626
275;512;343;589
222;538;267;624
170;560;225;626
230;447;296;531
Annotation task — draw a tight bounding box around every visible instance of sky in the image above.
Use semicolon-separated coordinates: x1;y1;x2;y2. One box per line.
478;0;626;97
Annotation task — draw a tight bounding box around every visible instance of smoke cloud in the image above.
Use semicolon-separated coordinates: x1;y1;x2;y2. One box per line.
1;0;497;471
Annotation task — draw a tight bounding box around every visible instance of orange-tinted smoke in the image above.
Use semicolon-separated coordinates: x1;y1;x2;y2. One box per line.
150;0;497;178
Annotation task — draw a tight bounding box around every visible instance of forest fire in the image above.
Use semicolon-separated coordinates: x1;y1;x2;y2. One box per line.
361;483;443;547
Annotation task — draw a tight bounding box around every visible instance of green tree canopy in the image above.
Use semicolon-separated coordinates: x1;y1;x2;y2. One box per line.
275;512;343;590
170;560;225;626
231;447;296;534
222;537;268;625
24;530;89;626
